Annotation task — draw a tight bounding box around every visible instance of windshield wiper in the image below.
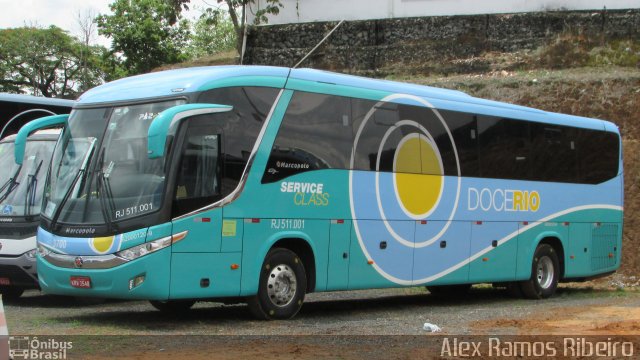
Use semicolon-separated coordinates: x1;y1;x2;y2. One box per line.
49;167;85;230
0;166;22;204
49;139;96;230
95;147;118;234
24;160;43;218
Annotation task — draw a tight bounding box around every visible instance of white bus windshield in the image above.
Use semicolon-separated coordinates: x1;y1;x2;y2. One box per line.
0;139;56;217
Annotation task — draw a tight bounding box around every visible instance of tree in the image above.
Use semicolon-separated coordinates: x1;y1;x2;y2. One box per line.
96;0;191;75
75;9;102;92
170;0;283;56
0;26;107;98
188;8;236;58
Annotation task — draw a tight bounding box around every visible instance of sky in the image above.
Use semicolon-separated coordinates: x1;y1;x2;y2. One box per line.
0;0;207;48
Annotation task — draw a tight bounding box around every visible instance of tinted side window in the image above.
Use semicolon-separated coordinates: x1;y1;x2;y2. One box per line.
530;123;578;182
579;130;619;184
172;127;221;217
262;92;353;183
197;87;279;194
442;110;478;177
352;100;411;172
352;100;457;176
478;117;530;180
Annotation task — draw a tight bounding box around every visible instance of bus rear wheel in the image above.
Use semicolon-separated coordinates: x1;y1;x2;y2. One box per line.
520;244;559;299
149;300;195;314
248;248;307;320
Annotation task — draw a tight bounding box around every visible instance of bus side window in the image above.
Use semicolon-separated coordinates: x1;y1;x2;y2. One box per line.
262;92;353;183
172;128;221;217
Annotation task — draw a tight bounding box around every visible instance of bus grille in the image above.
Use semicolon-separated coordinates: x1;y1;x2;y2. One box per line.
0;223;38;240
590;223;618;271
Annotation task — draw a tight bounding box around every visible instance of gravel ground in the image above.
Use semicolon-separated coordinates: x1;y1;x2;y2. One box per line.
4;284;640;336
4;284;640;359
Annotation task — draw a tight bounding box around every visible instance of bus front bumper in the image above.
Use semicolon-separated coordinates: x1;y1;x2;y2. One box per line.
0;252;39;289
37;247;171;300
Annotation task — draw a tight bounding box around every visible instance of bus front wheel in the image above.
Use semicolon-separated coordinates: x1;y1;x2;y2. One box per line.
248;248;307;320
520;244;559;299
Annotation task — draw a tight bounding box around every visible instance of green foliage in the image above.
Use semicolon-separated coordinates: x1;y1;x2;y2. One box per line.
188;9;237;58
225;0;283;26
536;34;640;70
170;0;283;55
97;0;191;76
0;26;108;98
587;40;640;68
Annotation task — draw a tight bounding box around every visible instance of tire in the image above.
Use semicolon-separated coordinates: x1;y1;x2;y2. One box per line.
520;243;560;299
426;284;471;298
149;300;195;314
247;248;307;320
0;286;24;300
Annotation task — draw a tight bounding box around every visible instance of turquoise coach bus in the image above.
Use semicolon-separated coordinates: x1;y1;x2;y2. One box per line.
15;66;622;319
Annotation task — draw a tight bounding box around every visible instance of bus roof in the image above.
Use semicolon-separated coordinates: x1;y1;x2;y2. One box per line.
0;93;74;108
76;66;614;132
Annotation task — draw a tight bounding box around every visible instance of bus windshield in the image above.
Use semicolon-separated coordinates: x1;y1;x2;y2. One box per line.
0;139;56;217
43;99;185;225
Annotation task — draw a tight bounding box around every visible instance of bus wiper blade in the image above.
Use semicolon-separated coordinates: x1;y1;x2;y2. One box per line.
97;171;118;234
49;138;96;230
95;148;118;234
49;168;85;230
24;160;43;217
0;166;22;203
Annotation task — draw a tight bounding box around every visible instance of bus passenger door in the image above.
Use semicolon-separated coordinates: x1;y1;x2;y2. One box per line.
326;219;351;290
171;122;223;253
169;120;240;298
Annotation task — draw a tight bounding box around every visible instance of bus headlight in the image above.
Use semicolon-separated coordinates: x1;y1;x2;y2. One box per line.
25;249;37;259
116;236;172;261
37;244;51;257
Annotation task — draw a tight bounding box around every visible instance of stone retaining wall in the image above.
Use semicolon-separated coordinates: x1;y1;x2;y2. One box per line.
244;9;639;75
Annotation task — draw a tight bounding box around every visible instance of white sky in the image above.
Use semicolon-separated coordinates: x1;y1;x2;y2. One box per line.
0;0;209;48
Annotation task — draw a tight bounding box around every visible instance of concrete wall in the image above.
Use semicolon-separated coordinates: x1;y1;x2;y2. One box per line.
244;9;640;74
248;0;639;25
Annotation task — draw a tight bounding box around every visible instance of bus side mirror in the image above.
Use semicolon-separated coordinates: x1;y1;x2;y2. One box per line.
15;114;69;165
147;104;232;159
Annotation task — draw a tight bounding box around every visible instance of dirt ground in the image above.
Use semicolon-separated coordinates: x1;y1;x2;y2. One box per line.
83;291;640;360
6;283;639;359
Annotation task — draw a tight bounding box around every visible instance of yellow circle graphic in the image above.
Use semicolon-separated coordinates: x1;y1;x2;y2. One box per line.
91;236;115;254
394;134;443;217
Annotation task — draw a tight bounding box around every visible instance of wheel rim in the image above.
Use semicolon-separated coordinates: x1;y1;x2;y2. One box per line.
267;264;297;307
536;256;554;289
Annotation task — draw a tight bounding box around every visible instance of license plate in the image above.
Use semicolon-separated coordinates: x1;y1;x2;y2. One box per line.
0;277;10;286
70;276;91;289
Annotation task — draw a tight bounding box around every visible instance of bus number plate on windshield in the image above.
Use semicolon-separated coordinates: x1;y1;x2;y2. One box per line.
70;276;91;289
